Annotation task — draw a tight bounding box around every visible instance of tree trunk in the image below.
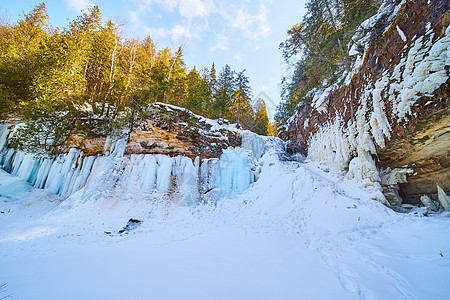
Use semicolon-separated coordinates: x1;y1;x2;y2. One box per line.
323;0;346;58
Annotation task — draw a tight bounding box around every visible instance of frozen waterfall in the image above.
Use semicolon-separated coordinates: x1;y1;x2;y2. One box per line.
0;125;276;206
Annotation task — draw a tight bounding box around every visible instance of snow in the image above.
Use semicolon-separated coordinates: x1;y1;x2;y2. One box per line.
369;72;391;148
307;20;450;198
152;102;240;134
396;25;407;42
311;84;337;109
391;24;450;119
2;13;450;294
1;142;449;299
348;43;360;56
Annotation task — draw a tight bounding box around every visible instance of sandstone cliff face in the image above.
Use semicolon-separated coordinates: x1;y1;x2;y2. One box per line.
280;0;450;204
126;103;241;159
68;103;241;159
378;107;449;204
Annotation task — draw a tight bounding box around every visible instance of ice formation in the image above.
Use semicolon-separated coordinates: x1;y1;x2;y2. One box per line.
0;125;123;199
388;24;450;119
369;72;391;148
420;195;439;212
396;25;407;42
306;9;450;205
437;186;450;211
308;117;352;176
0;123;272;207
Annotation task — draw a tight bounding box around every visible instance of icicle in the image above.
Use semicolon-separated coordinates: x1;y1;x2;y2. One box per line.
140;155;157;193
218;149;252;197
156;155;173;192
2;148;16;172
0;124;10;152
175;156;199;206
34;158;53;189
437;186;450;211
44;157;65;195
70;155;96;194
420;195;439;212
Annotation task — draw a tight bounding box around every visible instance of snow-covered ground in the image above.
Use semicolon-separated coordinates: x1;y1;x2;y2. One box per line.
1;138;450;300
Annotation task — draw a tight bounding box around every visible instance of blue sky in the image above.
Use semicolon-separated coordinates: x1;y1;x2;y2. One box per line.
1;0;307;118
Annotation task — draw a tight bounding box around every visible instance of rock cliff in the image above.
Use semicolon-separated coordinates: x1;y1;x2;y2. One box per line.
68;102;241;159
126;103;241;158
279;0;450;205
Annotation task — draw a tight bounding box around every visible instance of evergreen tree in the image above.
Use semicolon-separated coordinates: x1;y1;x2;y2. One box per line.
186;68;205;114
276;0;381;125
234;69;251;126
231;89;254;130
0;3;50;117
0;4;258;154
201;63;217;118
253;98;270;136
215;64;234;119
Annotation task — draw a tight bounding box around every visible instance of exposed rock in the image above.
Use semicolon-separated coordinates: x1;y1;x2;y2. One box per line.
67;135;108;157
279;0;450;204
118;219;142;234
126;103;241;159
66;103;242;159
378;108;450;203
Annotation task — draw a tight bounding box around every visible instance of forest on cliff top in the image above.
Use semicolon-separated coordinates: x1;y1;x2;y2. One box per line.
0;3;273;155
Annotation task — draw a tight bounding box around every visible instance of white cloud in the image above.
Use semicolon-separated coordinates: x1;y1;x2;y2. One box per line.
145;26;169;39
224;0;272;41
211;32;229;51
132;0;178;12
234;52;243;64
126;0;213;45
65;0;94;12
159;0;179;12
129;0;213;18
144;23;194;44
170;24;194;41
179;0;214;19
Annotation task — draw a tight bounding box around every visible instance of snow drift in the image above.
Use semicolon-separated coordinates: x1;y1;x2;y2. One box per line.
0;125;449;299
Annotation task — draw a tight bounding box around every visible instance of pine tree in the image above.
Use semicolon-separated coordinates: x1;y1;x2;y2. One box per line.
276;0;381;125
0;3;50;117
201;63;217;118
0;4;258;154
234;69;251;127
186;68;205;114
253;98;270;136
215;64;234;119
